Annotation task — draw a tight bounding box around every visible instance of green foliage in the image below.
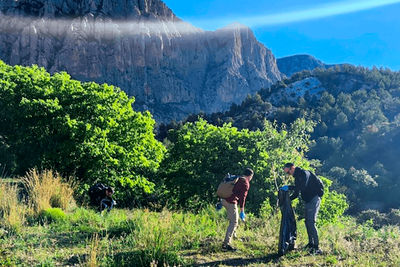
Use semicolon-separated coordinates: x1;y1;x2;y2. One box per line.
160;118;316;213
0;61;165;206
318;177;349;225
39;208;67;223
0;248;17;267
358;209;400;228
168;66;400;212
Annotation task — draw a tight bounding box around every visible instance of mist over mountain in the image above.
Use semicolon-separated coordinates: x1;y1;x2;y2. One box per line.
0;0;281;122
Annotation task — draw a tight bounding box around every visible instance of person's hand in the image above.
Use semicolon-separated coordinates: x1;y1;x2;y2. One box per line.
215;201;223;211
280;185;289;191
239;211;246;221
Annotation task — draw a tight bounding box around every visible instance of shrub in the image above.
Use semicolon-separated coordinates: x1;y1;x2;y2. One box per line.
39;208;67;223
22;169;75;213
318;176;349;225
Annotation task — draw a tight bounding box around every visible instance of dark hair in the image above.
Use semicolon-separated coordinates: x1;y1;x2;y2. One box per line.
284;163;294;169
243;168;254;177
105;187;114;193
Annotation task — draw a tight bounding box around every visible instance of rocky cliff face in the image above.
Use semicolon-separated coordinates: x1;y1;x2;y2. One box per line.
0;0;282;121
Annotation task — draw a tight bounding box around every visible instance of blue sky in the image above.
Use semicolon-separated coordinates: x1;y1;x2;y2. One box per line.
163;0;400;70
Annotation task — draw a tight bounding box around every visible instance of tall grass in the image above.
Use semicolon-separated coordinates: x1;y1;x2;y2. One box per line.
22;169;75;213
0;181;25;232
2;202;400;266
88;233;100;267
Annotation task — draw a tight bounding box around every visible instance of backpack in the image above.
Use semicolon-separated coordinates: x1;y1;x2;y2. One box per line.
305;171;324;197
88;183;107;205
216;174;240;199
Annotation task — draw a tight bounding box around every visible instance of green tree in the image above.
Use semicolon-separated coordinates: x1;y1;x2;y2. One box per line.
0;61;165;206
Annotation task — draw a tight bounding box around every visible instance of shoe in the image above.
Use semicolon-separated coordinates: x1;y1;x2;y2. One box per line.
303;243;314;250
310;247;323;255
222;244;237;252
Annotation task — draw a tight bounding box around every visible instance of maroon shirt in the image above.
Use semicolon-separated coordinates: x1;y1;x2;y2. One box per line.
225;177;250;209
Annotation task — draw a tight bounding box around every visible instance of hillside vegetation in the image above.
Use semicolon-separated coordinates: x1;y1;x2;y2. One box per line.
160;65;400;213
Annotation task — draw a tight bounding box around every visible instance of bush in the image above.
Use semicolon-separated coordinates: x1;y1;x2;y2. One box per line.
39;208;67;223
318;176;349;225
22;169;75;213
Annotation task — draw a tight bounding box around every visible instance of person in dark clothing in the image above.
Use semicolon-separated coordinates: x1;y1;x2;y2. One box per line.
282;163;324;254
99;187;115;212
221;168;254;251
89;184;116;212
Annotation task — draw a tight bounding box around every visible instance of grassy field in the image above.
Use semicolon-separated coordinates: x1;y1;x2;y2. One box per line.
1;206;400;266
1;174;400;266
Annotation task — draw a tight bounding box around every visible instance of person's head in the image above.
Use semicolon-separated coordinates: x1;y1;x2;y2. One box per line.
243;168;254;181
105;187;114;197
283;163;296;176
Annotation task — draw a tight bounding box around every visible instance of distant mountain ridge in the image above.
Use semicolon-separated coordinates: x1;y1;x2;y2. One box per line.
0;0;282;122
277;54;340;77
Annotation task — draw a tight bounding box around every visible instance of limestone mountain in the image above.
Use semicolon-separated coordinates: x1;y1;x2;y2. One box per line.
0;0;282;122
277;54;340;77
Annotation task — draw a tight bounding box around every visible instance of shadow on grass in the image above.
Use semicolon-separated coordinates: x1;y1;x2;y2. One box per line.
102;250;186;267
194;253;280;266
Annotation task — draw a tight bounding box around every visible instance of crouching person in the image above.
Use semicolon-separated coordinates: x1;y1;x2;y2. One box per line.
89;183;116;212
100;186;116;212
221;168;254;251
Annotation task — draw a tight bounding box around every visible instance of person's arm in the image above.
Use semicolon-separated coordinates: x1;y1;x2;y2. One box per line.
289;178;300;200
289;170;305;200
289;186;299;200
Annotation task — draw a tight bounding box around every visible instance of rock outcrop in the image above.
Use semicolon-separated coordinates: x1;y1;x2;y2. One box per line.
0;0;282;121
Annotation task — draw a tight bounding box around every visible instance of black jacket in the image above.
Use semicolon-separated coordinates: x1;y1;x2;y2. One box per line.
289;167;323;203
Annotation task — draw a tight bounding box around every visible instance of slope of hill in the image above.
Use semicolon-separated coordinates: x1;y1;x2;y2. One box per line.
0;0;281;122
161;65;400;212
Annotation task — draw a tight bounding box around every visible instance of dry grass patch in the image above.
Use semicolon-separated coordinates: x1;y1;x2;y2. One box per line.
22;169;76;214
0;181;25;231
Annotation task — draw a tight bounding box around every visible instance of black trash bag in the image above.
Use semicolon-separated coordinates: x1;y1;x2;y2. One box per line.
278;189;297;256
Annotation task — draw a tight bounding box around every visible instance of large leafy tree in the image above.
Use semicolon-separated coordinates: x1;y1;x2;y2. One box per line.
160;118;346;222
0;61;165;206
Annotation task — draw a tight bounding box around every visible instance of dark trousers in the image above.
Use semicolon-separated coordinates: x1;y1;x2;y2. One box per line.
304;196;321;247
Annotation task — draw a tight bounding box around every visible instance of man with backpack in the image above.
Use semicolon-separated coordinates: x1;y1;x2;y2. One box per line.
220;168;254;251
281;163;324;254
